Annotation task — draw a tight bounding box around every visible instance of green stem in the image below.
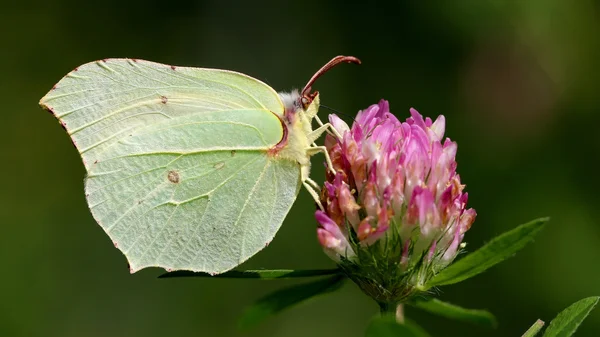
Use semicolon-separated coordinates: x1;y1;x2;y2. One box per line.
521;319;545;337
379;302;405;323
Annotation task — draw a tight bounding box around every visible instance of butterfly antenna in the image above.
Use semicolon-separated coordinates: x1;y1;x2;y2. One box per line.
320;104;357;123
301;56;361;104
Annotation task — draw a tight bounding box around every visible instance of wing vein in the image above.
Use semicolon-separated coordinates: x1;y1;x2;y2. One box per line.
143;64;270;110
173;156;267;270
217;160;271;265
132;182;183;262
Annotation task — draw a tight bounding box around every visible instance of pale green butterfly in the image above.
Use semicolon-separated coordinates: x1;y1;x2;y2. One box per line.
40;55;360;274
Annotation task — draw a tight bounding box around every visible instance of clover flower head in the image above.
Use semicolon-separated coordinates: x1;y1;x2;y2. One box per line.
316;100;475;302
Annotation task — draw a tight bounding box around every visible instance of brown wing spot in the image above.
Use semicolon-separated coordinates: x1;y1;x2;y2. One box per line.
160;95;168;104
167;170;180;183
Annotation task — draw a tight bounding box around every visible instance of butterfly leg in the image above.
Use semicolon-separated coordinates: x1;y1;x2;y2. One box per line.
306;145;335;175
308;121;342;143
302;180;325;211
313;115;340;138
305;177;321;189
314;115;341;134
314;114;325;126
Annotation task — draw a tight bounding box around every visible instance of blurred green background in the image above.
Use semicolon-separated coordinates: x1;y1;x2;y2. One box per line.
2;0;599;336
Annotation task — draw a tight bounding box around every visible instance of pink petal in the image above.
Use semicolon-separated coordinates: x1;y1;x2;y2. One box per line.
429;115;446;141
329;114;350;136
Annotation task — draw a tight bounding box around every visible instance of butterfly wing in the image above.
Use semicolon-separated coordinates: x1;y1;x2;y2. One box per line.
40;59;284;168
40;59;301;274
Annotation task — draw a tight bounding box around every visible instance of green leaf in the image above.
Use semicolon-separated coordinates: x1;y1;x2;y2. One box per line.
365;316;429;337
238;274;345;329
404;319;432;337
522;319;545;337
410;298;497;328
424;217;548;288
543;296;599;337
159;268;341;279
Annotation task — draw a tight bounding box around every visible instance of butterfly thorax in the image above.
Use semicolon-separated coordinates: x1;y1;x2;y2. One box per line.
273;90;320;180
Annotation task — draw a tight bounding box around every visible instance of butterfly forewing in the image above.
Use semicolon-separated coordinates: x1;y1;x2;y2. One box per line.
40;58;284;168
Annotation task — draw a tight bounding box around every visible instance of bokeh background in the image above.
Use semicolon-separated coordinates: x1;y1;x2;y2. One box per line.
3;0;599;336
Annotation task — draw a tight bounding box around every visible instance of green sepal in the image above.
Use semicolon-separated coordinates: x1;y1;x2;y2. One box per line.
238;274;346;329
424;217;548;289
159;268;341;279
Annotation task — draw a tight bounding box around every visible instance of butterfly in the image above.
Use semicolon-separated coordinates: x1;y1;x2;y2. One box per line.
39;55;360;274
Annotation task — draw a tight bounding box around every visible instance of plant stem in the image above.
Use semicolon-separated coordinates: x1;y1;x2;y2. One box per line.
379;302;405;323
396;303;405;323
521;319;545;337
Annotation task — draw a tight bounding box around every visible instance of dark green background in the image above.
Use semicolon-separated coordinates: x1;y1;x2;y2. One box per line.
3;1;599;336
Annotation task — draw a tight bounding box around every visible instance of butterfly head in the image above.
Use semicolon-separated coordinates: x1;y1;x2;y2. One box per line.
278;56;360;127
272;56;360;169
